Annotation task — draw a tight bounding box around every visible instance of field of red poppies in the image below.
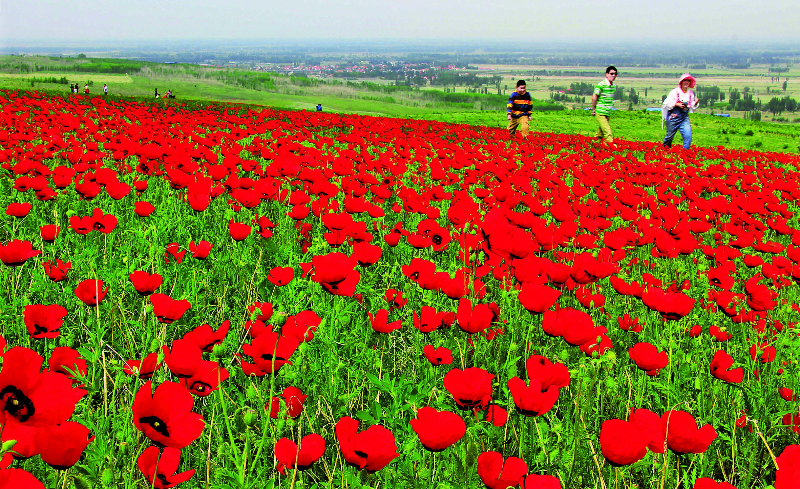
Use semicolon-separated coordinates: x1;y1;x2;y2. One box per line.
0;90;799;489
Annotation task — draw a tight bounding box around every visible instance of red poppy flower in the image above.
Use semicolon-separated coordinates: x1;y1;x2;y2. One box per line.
352;241;382;266
281;311;322;343
410;406;466;452
368;309;402;333
5;202;31;218
520;474;562;489
542;308;598;346
0;240;41;266
89;208;117;233
34;421;93;469
518;284;561;313
48;347;87;383
137;446;195;489
229;219;252;241
335;416;399;472
423;345;453;366
40;224;60;242
600;418;649;466
162;339;204;379
457;298;493;334
164;243;186;264
507;377;559;417
709;350;743;383
267;266;294;286
413;306;454;333
267;386;307;419
641;288;696;321
124;352;161;379
188;240;212;259
150;294;191;324
661;410;717;454
485;404;508;427
69;215;93;235
693;479;737;489
181;360;229;397
775;445;800;489
779;387;796;402
274;434;326;475
134;201;156;217
311;252;361;296
444;367;494;410
618;313;642;332
74;279;108;306
0;347;87;427
476;451;528;489
182;321;230;353
247;302;273;322
129;271;163;295
132;381;205;449
42;259;71;282
24;304;68;339
241;331;299;376
0;468;45;489
628;342;669;376
525;355;570;390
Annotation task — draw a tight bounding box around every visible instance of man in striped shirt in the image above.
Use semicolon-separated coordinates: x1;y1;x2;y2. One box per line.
591;66;617;143
507;80;532;138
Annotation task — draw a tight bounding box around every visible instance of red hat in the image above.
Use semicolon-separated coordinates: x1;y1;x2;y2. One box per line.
678;73;696;88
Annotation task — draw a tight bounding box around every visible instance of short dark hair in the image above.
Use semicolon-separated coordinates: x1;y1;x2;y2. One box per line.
606;66;617;74
516;80;526;87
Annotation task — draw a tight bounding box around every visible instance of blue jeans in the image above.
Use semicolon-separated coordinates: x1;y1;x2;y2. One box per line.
663;110;692;149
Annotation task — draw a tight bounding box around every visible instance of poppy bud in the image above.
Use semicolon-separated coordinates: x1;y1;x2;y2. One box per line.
211;344;226;359
243;409;258;427
272;313;288;327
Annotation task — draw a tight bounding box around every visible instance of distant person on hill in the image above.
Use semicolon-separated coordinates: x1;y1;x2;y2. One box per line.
167;89;173;99
103;84;108;96
662;73;700;149
154;88;159;98
591;66;617;143
506;80;532;138
69;83;74;93
84;84;89;95
316;103;323;112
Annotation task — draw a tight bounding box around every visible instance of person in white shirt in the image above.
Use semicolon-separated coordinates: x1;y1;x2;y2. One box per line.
661;73;700;149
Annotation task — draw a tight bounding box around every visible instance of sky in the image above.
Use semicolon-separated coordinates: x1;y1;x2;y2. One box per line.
1;0;799;45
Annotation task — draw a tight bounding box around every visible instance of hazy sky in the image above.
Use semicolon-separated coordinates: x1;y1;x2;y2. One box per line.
2;0;799;44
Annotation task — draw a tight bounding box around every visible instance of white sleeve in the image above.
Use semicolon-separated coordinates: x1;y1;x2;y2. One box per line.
662;89;678;110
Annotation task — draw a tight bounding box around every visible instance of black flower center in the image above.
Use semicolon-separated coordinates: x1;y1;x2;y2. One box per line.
189;381;211;393
432;235;442;245
0;386;35;422
139;416;170;438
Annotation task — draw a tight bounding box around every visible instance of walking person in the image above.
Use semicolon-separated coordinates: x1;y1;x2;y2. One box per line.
662;73;700;149
84;84;89;95
506;80;532;138
154;88;159;98
69;83;74;94
103;84;108;96
591;66;617;143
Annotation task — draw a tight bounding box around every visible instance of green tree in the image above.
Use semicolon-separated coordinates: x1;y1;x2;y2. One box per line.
783;79;788;92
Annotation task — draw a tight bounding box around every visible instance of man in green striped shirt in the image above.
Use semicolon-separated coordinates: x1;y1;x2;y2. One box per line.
591;66;617;143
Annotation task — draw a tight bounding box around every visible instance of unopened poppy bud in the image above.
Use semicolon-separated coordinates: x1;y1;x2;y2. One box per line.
272;313;287;327
246;385;257;398
211;344;226;359
243;409;258;427
559;350;569;362
0;439;16;454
